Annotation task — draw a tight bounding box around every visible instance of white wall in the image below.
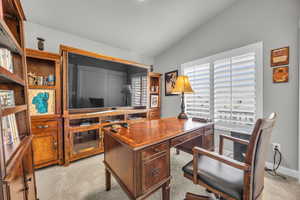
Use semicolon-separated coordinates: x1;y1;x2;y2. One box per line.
154;0;300;170
24;22;154;65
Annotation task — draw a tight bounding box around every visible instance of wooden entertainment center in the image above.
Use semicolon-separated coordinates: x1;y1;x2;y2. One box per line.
60;45;161;166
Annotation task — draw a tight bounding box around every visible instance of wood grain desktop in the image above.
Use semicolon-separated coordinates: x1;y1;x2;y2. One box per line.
103;117;214;200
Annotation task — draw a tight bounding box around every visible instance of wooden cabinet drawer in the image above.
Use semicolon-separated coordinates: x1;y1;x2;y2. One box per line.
141;142;168;160
142;153;169;192
171;129;203;147
149;110;160;120
31;120;58;135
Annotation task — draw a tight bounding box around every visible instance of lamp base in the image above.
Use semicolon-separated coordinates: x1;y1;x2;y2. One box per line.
177;112;188;120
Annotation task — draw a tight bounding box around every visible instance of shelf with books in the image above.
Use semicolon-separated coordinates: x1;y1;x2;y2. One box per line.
0;65;25;85
1;104;27;116
28;85;56;89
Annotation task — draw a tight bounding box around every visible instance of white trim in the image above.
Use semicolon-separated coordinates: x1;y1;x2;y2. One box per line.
266;162;299;179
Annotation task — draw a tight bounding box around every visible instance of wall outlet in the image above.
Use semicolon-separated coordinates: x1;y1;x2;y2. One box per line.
272;143;281;152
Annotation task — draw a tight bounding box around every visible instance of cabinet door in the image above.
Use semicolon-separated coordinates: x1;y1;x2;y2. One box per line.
22;146;37;200
8;163;26;200
32;132;58;166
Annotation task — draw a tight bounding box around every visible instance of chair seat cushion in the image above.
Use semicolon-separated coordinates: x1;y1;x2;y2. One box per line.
182;155;244;200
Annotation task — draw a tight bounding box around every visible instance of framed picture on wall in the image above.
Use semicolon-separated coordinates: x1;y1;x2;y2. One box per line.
273;66;289;83
150;95;159;108
29;89;55;115
165;70;178;96
271;47;289;67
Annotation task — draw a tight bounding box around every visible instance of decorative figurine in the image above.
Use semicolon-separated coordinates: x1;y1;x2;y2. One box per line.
37;37;45;51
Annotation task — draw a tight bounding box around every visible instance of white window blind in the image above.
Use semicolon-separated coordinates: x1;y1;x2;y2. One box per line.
131;76;147;106
184;63;211;119
214;52;256;126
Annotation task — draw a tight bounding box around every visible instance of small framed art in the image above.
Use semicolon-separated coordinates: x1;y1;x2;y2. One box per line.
271;47;289;67
273;66;289;83
165;70;178;96
29;89;55;115
150;95;159;108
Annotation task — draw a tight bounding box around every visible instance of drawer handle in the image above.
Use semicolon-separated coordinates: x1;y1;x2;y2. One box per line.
151;168;160;176
37;125;49;129
53;141;58;150
19;186;29;192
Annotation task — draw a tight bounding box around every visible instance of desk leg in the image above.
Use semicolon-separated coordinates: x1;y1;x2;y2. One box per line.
162;180;170;200
105;168;111;191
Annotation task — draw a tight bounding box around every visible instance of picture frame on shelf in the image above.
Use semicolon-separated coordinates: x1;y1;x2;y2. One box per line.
28;89;55;115
150;94;159;108
165;70;178;96
273;66;289;83
271;47;289;67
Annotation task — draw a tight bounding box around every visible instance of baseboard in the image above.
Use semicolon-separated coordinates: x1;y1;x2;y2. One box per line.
265;162;299;179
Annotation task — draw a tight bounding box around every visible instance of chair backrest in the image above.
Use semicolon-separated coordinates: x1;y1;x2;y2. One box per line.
244;113;277;200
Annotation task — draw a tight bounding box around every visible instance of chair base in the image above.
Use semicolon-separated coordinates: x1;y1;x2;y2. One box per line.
184;192;210;200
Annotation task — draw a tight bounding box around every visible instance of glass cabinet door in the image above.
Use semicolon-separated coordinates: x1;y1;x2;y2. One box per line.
71;129;101;155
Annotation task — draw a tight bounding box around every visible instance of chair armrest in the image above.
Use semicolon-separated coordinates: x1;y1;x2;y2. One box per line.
193;147;251;172
219;134;249;155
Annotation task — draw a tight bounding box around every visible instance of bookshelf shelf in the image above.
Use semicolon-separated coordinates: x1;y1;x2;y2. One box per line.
0;19;22;54
28;85;56;89
69;123;101;133
1;104;27;116
4;136;32;181
0;66;25;85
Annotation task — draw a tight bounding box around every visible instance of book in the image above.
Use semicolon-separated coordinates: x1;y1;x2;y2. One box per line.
0;90;15;107
0;48;13;72
1;114;19;145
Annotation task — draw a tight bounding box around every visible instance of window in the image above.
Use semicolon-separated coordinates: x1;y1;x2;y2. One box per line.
131;75;147;106
182;42;263;129
183;63;211;118
214;53;256;126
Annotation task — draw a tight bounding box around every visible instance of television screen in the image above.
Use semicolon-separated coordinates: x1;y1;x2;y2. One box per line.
68;53;148;109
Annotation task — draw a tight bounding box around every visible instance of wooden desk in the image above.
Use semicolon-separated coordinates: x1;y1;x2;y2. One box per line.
103;117;214;200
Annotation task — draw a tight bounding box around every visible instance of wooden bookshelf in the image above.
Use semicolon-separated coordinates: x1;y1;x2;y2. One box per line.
25;49;63;169
0;66;25;85
149;72;162;120
0;1;37;200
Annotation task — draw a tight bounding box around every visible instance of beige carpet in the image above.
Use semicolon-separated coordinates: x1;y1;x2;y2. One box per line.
35;150;300;200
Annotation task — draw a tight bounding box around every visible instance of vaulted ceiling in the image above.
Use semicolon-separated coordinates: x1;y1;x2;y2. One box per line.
21;0;237;57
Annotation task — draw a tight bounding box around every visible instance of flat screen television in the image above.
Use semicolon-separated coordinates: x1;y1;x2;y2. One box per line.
68;53;148;109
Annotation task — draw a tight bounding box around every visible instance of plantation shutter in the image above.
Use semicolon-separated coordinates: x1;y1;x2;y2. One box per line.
184;63;211;119
131;75;147;106
141;76;147;106
214;52;256;126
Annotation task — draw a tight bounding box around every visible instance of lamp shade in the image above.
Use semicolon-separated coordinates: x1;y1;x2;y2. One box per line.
171;75;194;94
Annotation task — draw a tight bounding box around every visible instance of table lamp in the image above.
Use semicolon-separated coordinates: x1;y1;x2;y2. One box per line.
171;75;194;119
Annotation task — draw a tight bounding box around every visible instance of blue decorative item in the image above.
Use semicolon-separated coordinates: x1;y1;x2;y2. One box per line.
32;92;49;114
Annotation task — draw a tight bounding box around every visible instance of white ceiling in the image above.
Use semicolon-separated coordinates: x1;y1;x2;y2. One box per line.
21;0;237;57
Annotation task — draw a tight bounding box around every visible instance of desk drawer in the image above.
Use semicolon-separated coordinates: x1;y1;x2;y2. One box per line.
142;153;169;192
171;129;203;147
149;110;160;120
31;120;58;135
141;142;168;160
